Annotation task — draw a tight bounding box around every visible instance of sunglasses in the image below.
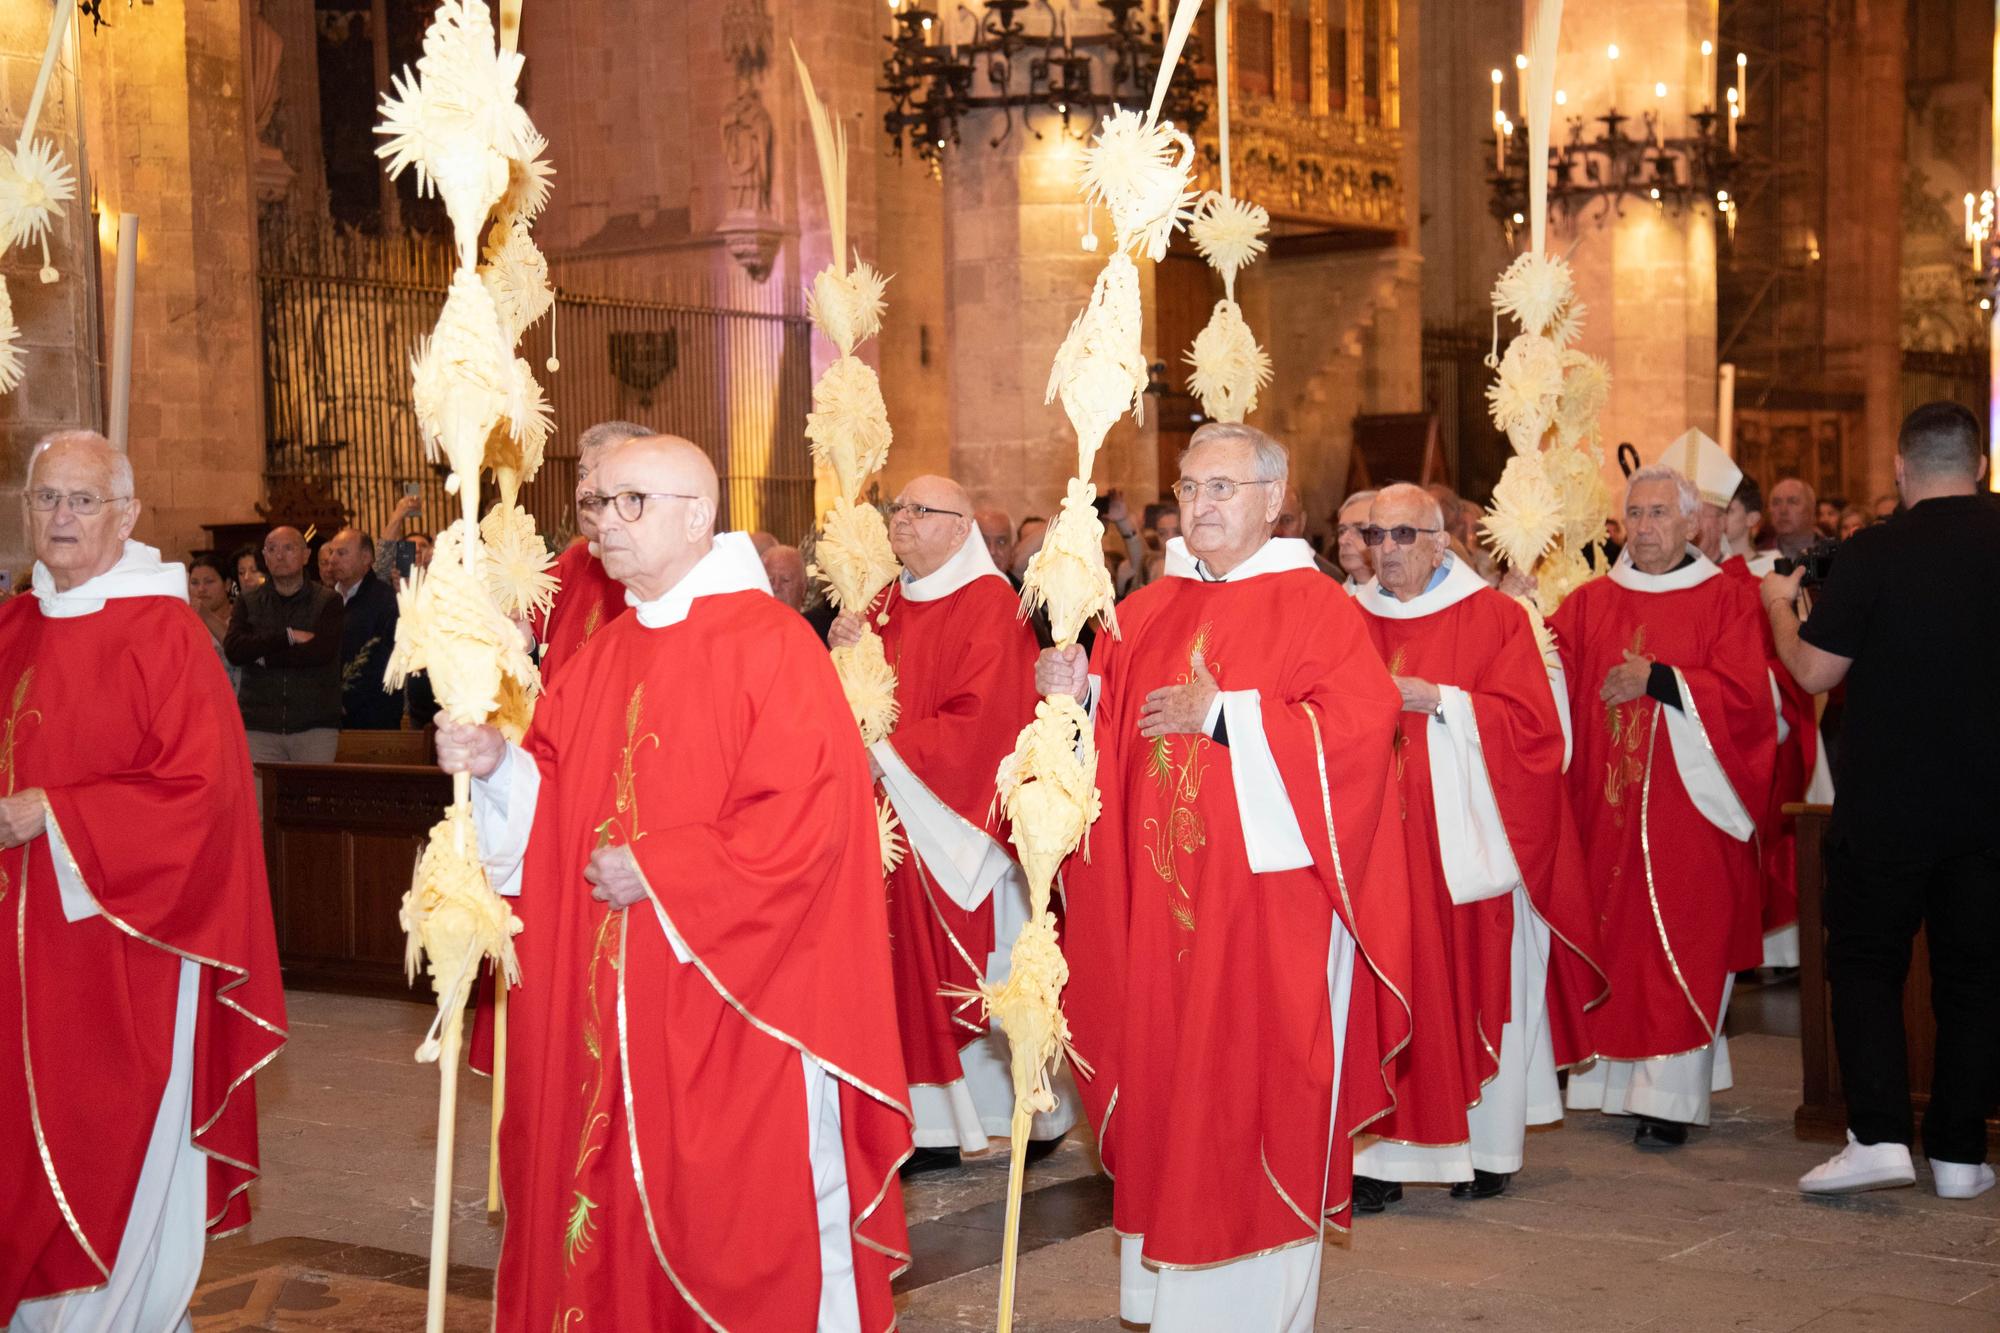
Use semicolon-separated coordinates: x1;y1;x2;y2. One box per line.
1360;524;1443;547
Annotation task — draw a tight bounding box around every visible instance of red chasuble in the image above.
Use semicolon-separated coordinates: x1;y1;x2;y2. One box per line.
1353;571;1605;1148
873;572;1039;1091
496;584;912;1333
1721;554;1820;937
533;540;627;683
1549;554;1775;1062
1063;538;1412;1269
0;566;285;1313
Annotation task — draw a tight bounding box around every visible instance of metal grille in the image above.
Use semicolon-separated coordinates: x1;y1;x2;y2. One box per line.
257;221;816;546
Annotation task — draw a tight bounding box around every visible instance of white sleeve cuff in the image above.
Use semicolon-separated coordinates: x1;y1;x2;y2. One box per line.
1426;686;1524;906
1660;668;1757;841
1200;690;1225;738
872;740;1012;912
472;743;541;897
45;805;98;924
1219;689;1312;873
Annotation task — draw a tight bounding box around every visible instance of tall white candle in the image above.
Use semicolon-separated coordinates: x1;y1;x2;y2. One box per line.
1700;40;1714;112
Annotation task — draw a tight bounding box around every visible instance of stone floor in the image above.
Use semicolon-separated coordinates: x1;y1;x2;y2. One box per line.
197;980;2000;1331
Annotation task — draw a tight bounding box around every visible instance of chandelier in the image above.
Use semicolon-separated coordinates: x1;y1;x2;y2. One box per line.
880;0;1206;172
1484;42;1745;242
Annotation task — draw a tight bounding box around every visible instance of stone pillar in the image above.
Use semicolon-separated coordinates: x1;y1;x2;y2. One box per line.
0;4;99;577
1824;0;1908;503
1547;0;1717;473
259;0;326;217
81;0;265;560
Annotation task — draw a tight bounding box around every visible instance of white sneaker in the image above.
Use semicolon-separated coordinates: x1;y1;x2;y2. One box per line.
1798;1132;1915;1194
1929;1159;1996;1200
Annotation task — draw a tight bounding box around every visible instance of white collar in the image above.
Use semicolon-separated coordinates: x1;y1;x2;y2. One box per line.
1355;553;1488;620
1163;535;1318;583
900;525;1004;602
1608;544;1719;593
627;532;772;628
32;541;188;619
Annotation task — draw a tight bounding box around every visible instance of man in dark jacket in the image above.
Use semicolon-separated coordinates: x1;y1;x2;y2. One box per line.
225;525;343;763
322;527;402;729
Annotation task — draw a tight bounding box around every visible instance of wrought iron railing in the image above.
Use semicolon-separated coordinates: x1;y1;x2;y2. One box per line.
257;221;817;548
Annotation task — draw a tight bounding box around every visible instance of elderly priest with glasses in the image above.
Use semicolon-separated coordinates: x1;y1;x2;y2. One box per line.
436;434;912;1332
1346;484;1603;1212
2;430;286;1333
829;474;1079;1175
1039;421;1413;1332
1550;463;1775;1149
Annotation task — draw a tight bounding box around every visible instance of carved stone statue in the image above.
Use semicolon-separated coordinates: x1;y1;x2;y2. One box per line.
249;4;295;204
716;0;780;281
721;83;775;216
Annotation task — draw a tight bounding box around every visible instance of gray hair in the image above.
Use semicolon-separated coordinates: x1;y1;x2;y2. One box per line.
1625;464;1702;519
26;429;132;495
577;420;655;455
1183;422;1289;483
1337;488;1377;516
1374;481;1445;528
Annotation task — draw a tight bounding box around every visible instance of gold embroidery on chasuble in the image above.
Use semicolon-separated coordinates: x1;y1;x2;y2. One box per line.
566;683;659;1274
1601;625;1649;825
0;669;41;906
1385;648;1410;820
1142;627;1214;958
581;601;603;645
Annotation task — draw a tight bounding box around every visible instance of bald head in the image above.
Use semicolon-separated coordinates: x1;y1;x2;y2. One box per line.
1370;483;1450;599
762;544;808;611
889;474;975;579
593;435;722;599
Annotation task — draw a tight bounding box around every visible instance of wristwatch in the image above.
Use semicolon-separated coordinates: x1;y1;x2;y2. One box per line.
1430;694;1446;721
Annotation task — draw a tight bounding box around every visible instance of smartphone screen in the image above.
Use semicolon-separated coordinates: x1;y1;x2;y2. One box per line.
394;540;416;579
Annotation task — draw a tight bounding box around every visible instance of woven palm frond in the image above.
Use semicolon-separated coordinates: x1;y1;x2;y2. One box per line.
1554;349;1610;446
1184;298;1273;424
993;691;1101;908
481;214;553;344
400;801;523;1062
1019;480;1120;651
1481;450;1563;572
830;627;900;745
808;258;890;357
877;797;906;873
805;355;893;503
0;277;23;394
1491;251;1574;340
0;137;75;257
1486;332;1564;453
1079;107;1199;261
500;127;556;221
385;520;540;727
1187;191;1269;297
411;269;518;481
810;496;900;614
1046;253;1148;477
491;355;554;483
478;501;557;621
1535;542;1594;614
1542;440;1612;553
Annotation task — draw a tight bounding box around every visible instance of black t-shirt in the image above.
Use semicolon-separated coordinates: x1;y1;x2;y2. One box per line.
1800;493;2000;856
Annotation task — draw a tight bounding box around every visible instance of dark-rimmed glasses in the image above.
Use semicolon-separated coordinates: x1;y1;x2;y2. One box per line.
577;491;701;521
1360;524;1443;547
884;502;964;521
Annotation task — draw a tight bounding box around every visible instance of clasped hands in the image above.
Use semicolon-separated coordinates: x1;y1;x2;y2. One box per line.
1034;645;1219;738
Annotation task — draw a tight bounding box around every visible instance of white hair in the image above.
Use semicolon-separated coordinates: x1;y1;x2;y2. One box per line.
1183;422;1289;484
26;430;132;495
1625;464;1702;519
1338;488;1378;515
1373;482;1445;528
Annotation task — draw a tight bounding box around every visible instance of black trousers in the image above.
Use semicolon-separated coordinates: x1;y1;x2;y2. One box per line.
1823;835;2000;1165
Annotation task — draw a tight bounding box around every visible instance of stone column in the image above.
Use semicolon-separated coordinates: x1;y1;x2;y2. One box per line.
1547;0;1718;471
81;0;265;560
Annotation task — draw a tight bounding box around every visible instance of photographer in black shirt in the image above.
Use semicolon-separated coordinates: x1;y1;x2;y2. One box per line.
1762;401;2000;1201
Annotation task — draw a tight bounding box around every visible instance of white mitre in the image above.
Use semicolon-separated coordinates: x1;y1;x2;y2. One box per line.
1655;428;1743;510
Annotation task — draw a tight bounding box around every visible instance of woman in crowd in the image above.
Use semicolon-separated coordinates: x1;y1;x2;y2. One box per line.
190;553;242;694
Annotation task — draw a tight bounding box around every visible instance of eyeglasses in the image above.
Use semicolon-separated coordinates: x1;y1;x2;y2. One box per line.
577;491;701;521
885;501;964;521
1360;524;1443;547
1336;522;1368;540
1172;477;1278;504
27;489;130;516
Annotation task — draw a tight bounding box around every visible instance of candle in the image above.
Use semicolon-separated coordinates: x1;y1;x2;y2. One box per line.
1727;87;1738;151
1700;40;1714;111
1514;53;1528;120
1736;51;1747;118
1969;193;1981;268
1607;42;1620;111
1492;69;1505;171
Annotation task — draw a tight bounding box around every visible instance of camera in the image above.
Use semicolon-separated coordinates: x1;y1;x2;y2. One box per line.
1774;538;1839;588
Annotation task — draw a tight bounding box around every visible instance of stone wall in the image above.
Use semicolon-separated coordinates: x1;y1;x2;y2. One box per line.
0;2;97;581
79;0;264;565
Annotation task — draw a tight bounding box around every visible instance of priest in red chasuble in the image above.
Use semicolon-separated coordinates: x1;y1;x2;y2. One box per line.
1552;464;1776;1147
1;431;286;1332
1348;485;1603;1207
829;474;1078;1174
529;419;654;682
1041;422;1411;1333
440;436;911;1333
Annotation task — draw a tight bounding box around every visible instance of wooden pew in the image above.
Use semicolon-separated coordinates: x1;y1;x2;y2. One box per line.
260;738;449;1002
1792;803;2000;1147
